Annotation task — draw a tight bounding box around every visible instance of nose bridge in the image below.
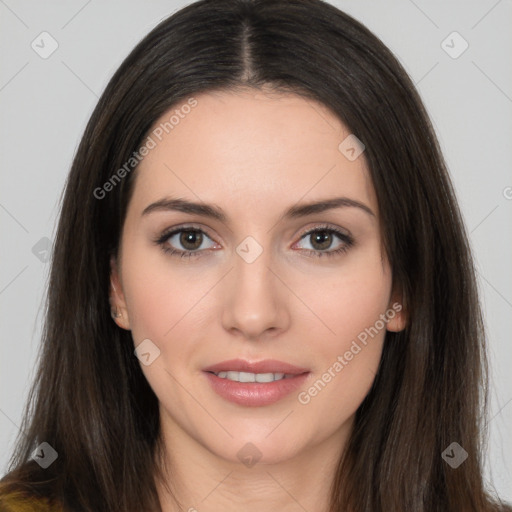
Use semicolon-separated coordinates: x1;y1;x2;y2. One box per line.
235;235;273;291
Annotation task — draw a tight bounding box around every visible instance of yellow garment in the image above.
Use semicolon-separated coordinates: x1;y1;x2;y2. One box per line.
0;481;62;511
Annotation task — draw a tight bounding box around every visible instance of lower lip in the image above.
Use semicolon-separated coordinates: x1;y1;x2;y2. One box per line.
203;371;310;407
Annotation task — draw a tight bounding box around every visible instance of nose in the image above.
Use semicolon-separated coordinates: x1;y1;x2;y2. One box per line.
220;243;290;341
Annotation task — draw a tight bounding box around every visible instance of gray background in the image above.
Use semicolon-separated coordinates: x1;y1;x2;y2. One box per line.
1;0;511;502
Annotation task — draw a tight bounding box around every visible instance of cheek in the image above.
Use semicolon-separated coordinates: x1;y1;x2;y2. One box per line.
121;242;195;343
295;248;391;407
121;242;220;381
120;247;208;408
124;275;174;342
297;284;389;428
300;248;392;353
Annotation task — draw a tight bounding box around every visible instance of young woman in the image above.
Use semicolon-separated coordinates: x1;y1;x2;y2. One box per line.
1;0;509;510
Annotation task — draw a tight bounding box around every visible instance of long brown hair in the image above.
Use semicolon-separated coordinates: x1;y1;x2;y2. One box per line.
1;1;509;510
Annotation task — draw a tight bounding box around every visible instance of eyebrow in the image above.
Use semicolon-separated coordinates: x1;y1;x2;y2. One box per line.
141;196;375;221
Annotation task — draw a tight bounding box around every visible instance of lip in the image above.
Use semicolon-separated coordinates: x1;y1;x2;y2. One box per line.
203;358;309;375
203;359;310;407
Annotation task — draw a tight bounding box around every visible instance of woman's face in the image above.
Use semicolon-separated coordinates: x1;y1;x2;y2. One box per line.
110;88;405;467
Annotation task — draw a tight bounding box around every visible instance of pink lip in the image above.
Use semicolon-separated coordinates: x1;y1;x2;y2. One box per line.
202;359;310;407
203;358;309;375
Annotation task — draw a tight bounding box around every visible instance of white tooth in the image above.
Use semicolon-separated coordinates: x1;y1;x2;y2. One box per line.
217;371;289;383
226;371;239;381
255;372;275;383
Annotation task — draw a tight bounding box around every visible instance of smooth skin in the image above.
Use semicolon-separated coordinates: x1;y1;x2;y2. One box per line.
110;87;407;512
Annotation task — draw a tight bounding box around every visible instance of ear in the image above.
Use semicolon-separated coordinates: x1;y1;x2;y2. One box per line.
109;255;131;330
386;283;407;332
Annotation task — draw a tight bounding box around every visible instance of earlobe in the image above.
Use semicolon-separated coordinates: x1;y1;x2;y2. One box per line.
109;255;131;330
386;307;407;332
386;287;407;333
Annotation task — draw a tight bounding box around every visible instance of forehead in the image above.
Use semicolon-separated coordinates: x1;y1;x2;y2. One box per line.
129;88;377;220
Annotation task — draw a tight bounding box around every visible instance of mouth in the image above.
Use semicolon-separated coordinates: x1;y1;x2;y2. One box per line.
202;359;310;406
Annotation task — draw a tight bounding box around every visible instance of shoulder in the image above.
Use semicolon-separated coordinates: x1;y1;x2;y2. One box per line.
0;480;62;512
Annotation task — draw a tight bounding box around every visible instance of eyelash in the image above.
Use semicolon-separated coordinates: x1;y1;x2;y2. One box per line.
154;224;354;260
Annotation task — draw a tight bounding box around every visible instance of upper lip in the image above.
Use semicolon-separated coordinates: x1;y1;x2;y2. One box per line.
203;359;309;375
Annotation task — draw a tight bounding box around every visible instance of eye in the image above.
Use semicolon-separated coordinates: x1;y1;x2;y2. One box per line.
155;226;218;258
294;225;354;258
154;224;354;260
